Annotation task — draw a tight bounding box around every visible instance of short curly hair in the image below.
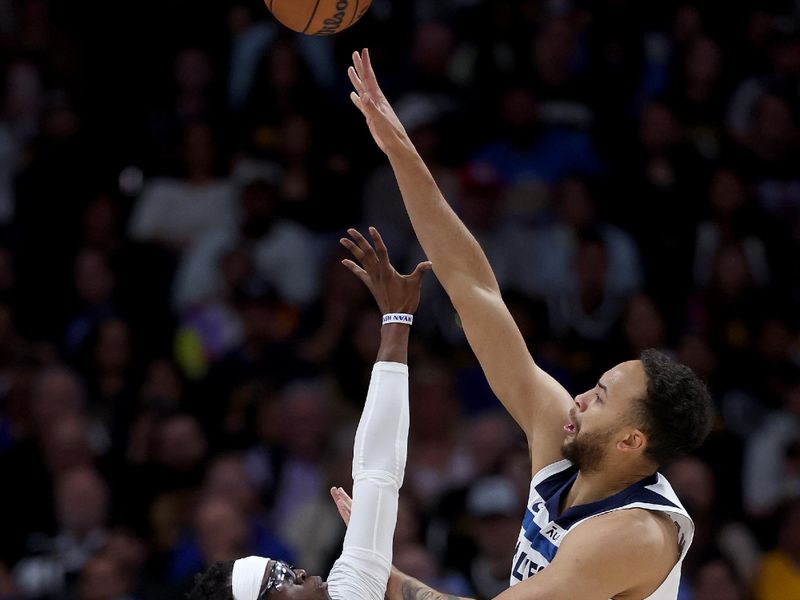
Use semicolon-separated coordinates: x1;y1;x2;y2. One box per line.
636;349;714;466
187;561;235;600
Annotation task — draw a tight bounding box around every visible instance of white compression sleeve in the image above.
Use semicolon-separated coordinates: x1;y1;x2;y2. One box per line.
327;361;409;600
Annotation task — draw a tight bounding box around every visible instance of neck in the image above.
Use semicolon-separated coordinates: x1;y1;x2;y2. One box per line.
565;462;656;509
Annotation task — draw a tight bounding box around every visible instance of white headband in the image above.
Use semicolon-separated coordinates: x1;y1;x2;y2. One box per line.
232;556;270;600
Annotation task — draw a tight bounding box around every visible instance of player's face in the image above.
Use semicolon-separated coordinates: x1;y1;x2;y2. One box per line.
562;361;647;471
258;561;330;600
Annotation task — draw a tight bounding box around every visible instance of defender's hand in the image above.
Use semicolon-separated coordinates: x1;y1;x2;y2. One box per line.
330;486;352;526
348;48;410;156
340;227;431;314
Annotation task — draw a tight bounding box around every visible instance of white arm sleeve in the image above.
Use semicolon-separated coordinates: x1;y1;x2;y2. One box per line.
327;361;409;600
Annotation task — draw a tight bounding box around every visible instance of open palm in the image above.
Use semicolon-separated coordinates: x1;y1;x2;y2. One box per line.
348;48;409;155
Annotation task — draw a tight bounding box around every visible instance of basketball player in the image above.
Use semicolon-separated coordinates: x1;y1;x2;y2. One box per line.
188;227;431;600
345;48;715;600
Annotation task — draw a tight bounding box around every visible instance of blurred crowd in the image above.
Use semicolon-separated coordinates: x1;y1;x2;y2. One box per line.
0;0;799;599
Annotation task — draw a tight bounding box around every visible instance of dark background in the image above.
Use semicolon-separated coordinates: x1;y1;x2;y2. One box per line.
0;1;798;599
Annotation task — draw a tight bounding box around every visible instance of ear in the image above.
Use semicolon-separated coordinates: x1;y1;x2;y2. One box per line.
616;428;647;453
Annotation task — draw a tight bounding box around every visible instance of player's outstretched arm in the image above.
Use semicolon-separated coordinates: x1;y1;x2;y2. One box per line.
348;48;571;453
326;227;431;600
384;510;675;600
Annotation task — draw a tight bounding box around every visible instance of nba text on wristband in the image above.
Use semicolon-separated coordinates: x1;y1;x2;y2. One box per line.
382;313;414;326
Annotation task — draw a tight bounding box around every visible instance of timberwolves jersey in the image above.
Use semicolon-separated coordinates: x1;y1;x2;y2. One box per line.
511;460;693;600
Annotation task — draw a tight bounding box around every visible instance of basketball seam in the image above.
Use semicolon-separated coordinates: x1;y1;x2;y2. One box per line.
349;0;359;28
303;0;323;34
268;0;274;10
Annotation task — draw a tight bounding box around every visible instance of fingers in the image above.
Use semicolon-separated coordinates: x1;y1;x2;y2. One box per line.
339;236;366;261
352;50;365;82
349;91;367;117
353;48;381;94
330;486;352;526
409;260;433;282
348;66;365;95
363;48;375;80
368;226;389;263
340;259;369;285
336;486;353;507
347;228;379;263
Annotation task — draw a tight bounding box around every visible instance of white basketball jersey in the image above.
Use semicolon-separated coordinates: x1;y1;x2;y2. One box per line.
510;460;693;600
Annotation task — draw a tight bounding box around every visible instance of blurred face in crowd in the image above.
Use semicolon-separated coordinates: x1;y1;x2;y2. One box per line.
31;367;85;430
692;559;745;600
623;295;666;353
749;94;795;157
203;456;258;514
557;178;595;230
639;103;681;153
281;383;331;461
93;319;132;374
56;467;109;535
709;169;746;218
685;36;723;90
533;17;577;85
41;413;94;475
562;361;648;473
156;414;207;471
411;21;454;75
79;555;130;600
175;48;212;93
663;456;715;514
74;248;114;306
195;498;248;562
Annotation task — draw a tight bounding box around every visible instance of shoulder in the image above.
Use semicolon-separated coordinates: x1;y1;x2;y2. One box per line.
558;509;679;578
569;508;678;552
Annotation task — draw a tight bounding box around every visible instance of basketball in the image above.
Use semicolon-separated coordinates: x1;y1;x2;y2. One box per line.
265;0;372;35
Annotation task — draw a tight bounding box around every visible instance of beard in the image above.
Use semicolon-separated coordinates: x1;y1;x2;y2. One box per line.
561;428;614;474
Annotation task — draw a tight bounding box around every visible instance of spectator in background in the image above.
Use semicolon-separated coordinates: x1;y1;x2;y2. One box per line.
743;377;800;519
692;168;769;292
463;476;523;599
688;241;769;375
754;500;800;600
529;15;593;130
270;379;336;534
511;176;642;301
667;35;728;161
664;456;761;586
172;160;320;313
731;91;800;243
691;552;751;600
615;100;704;316
64;249;118;358
128;122;237;253
168;454;292;586
119;413;208;548
14;466;110;599
405;362;470;509
544;230;630;349
78;553;138;600
474;86;602;203
616;294;668;360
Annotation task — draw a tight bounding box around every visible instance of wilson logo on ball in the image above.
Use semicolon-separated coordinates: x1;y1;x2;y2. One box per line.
266;0;372;36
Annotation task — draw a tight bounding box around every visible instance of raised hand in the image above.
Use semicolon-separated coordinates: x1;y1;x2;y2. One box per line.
329;486;353;526
348;48;410;155
340;227;431;315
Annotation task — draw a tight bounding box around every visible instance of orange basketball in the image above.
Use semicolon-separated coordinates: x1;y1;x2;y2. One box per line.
265;0;372;35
